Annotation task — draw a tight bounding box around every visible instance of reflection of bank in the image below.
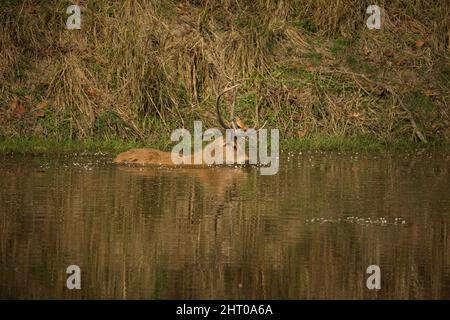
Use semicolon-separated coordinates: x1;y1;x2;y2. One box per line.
2;154;450;299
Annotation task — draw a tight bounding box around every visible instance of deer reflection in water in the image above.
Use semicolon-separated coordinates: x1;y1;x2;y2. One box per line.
115;165;251;221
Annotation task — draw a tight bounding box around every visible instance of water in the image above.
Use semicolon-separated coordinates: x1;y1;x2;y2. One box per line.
1;152;449;299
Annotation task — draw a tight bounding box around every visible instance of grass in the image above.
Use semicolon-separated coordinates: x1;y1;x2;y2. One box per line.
282;136;449;152
0;1;449;149
1;135;448;156
0;138;151;155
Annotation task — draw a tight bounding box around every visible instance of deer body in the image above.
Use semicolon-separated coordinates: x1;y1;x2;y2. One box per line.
113;148;174;166
113;136;248;166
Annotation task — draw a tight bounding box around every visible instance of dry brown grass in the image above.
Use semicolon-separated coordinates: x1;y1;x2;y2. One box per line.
0;0;449;144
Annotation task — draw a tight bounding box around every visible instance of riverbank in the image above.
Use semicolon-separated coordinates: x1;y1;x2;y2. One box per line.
1;1;449;147
1;136;447;156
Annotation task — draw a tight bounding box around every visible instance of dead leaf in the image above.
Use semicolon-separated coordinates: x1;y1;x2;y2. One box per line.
33;101;48;117
34;110;45;118
372;86;386;96
363;45;371;56
297;130;307;138
383;49;394;57
85;87;100;98
175;3;189;15
24;4;38;14
35;101;48;110
395;58;407;66
10;99;26;119
16;105;26;118
424;90;437;97
415;40;425;48
10;99;18;110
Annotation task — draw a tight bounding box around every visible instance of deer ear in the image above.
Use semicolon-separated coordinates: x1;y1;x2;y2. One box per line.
235;118;248;131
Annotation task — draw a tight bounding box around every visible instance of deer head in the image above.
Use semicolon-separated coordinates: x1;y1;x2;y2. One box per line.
213;84;254;164
216;84;249;133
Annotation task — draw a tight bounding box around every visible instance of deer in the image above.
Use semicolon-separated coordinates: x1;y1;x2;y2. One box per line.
113;85;253;166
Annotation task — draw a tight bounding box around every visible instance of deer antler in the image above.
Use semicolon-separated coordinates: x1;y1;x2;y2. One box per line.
216;84;240;130
216;84;266;132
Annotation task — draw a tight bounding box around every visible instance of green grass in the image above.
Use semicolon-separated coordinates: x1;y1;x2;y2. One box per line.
293;19;317;34
281;136;450;152
1;136;448;156
404;90;437;113
0;138;151;155
331;38;355;55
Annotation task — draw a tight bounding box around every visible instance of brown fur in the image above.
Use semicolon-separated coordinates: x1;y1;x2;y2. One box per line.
114;148;175;166
113;136;249;166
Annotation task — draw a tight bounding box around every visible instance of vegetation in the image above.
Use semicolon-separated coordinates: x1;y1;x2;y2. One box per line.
0;136;446;155
1;0;449;153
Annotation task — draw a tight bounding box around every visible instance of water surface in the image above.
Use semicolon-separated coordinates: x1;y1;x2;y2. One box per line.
1;152;449;299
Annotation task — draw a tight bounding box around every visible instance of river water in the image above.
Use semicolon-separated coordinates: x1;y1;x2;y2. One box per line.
1;152;449;299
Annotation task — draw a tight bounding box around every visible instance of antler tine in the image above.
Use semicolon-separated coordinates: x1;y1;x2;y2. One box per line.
230;88;237;129
216;84;241;130
220;84;240;97
256;120;267;131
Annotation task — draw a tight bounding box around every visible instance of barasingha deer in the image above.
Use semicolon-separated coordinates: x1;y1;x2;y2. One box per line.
114;85;254;166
